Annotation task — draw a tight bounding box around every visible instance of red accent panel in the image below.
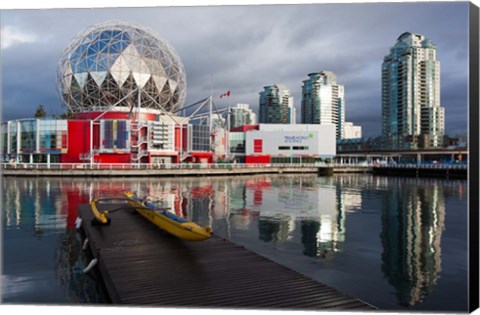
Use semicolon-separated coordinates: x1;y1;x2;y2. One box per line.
174;125;188;152
230;125;259;132
190;152;213;163
254;139;263;153
62;120;91;163
94;154;131;164
245;155;270;164
75;111;157;121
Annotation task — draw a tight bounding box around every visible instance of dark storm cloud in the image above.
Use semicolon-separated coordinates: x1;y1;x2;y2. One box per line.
2;37;62;118
1;2;470;137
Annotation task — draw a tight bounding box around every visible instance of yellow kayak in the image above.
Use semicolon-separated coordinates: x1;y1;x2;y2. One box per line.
90;198;111;225
124;191;212;241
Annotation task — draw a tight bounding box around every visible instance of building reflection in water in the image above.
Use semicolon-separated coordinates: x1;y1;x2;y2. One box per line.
2;174;460;306
380;177;445;306
240;176;349;259
2;175;355;261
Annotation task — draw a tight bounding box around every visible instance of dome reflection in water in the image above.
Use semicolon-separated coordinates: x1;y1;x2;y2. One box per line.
1;175;468;311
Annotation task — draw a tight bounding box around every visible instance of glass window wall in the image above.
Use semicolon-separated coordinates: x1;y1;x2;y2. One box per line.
20;120;36;153
229;132;245;153
39;120;68;153
9;123;17;153
191;125;210;152
100;119;130;151
1;123;8;154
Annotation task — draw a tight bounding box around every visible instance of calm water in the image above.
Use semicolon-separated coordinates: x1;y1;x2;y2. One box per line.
1;174;468;311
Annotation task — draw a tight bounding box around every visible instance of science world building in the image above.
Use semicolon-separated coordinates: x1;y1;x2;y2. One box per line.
2;21;219;165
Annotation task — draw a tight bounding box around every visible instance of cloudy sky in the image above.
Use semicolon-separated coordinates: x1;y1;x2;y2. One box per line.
0;1;473;137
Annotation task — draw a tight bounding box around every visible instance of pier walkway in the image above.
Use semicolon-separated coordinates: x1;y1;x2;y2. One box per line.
78;203;374;310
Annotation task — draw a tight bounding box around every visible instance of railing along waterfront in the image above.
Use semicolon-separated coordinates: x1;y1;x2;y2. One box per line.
373;163;467;170
1;162;331;171
1;162;466;172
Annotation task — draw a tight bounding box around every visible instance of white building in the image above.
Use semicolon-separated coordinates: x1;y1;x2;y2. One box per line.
343;122;362;139
245;124;336;163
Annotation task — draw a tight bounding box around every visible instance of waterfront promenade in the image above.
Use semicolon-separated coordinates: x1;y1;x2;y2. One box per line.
77;202;374;309
1;162;334;177
1;162;467;178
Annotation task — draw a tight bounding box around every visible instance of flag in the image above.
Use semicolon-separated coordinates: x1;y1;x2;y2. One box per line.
220;91;231;98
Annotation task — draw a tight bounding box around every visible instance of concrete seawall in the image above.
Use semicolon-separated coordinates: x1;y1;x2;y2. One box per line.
2;166;329;177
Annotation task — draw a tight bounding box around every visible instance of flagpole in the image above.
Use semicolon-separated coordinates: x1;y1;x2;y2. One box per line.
209;74;213;160
227;91;231;162
210;74;213;134
226;104;230;162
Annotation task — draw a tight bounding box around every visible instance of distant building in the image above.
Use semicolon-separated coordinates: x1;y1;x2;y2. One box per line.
343;122;362;139
207;113;226;129
228;103;257;129
259;84;295;124
443;134;467;149
382;32;445;150
244;124;336;164
337;136;384;154
301;71;345;140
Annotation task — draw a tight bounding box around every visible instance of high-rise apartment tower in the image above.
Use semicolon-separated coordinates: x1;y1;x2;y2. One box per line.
382;32;445;149
259;84;295;124
228;103;257;129
301;71;345;139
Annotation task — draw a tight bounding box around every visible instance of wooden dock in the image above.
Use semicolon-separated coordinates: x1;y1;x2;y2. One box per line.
78;203;375;310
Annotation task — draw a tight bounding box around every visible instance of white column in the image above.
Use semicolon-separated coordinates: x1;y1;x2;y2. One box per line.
16;121;21;155
7;121;11;155
90;120;93;164
209;96;213;155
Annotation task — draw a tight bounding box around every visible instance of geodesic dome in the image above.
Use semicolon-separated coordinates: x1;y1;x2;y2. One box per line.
57;20;187;114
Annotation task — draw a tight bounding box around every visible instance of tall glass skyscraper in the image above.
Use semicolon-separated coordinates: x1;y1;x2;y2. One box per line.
259;84;295;124
301;71;345;139
382;32;445;149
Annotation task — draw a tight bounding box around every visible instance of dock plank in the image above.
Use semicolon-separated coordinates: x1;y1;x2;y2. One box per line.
78;203;375;310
